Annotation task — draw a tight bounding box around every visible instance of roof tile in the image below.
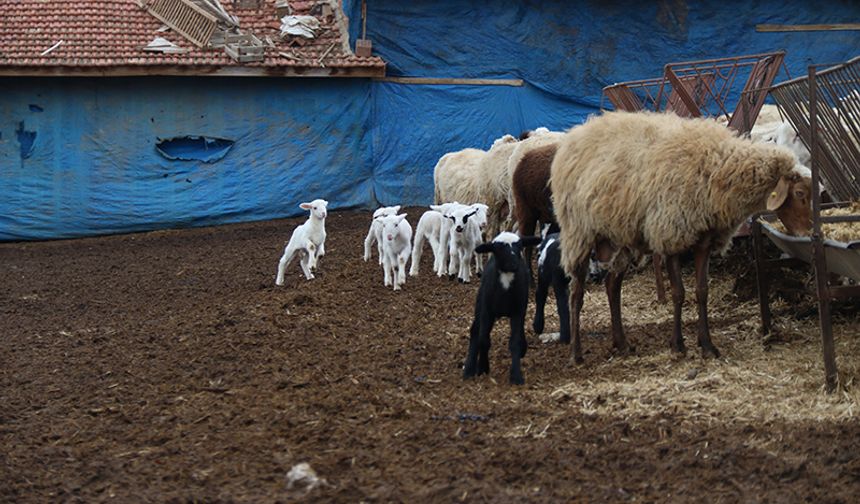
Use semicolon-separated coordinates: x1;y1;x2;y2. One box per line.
0;0;385;75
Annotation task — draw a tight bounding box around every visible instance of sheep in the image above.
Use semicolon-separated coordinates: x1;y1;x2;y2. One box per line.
505;129;565;230
429;201;464;277
445;203;487;283
275;199;328;286
433;148;486;206
409;208;445;277
533;231;570;344
463;232;542;385
363;205;401;264
379;213;412;290
511;142;560;270
550;111;813;362
477;135;521;237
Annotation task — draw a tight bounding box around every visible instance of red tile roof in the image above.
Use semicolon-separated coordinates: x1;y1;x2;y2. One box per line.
0;0;385;77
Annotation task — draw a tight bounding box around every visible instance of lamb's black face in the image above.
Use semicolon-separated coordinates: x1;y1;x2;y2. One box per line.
493;243;523;273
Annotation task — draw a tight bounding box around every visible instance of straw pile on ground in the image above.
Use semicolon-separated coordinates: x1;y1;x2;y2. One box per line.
547;265;860;427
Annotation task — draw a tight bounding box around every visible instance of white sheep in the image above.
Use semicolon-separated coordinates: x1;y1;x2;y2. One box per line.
363;205;401;264
550;111;812;362
275;199;328;286
433;148;487;206
430;201;464;277
380;213;413;290
409;209;445;277
446;204;485;283
476;134;520;236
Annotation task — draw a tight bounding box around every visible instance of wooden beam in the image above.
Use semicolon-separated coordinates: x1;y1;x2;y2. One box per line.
756;23;860;32
376;76;524;87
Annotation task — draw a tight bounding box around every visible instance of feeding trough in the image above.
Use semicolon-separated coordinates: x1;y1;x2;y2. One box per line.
759;218;860;282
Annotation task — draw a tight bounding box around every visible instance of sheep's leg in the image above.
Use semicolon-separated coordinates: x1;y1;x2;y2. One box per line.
554;272;572;344
363;227;375;261
447;240;458;279
409;234;423;277
533;269;550;335
606;271;630;354
666;254;686;354
437;226;450;276
396;253;408;290
430;236;443;275
275;246;297;286
376;231;384;265
694;243;720;359
509;314;526;385
299;253;315;280
465;314;493;378
473;252;483;277
382;254;393;287
569;263;587;364
458;248;471;283
519;215;538;279
477;316;494;376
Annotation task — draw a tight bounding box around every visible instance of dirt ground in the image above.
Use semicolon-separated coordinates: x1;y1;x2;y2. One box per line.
2;208;860;502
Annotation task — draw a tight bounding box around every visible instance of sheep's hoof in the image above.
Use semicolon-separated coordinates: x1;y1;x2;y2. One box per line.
509;372;525;386
670;340;687;354
700;344;720;359
448;274;456;281
571;355;584;365
457;278;464;284
476;271;482;278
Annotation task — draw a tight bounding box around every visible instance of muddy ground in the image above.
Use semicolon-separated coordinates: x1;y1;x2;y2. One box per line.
2;209;860;502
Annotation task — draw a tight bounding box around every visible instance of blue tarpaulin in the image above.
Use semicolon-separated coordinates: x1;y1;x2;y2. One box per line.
2;1;860;240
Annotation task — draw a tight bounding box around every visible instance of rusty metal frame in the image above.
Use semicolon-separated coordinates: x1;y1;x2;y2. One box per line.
754;56;860;393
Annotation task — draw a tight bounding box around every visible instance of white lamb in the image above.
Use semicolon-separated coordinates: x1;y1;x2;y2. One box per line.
380;213;413;290
446;204;486;283
409;209;445;277
275;199;328;286
363;205;401;264
430;201;464;277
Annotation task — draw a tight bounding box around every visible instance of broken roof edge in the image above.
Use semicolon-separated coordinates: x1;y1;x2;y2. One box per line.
0;63;386;78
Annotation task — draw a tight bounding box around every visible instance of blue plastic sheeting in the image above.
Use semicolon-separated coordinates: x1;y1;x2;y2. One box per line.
3;1;860;240
0;77;374;240
155;136;235;163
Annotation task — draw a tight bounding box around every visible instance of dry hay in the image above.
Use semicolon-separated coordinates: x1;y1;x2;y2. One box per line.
549;264;860;427
766;200;860;242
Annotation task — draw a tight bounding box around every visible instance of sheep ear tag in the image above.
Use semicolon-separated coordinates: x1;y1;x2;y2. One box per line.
766;177;790;211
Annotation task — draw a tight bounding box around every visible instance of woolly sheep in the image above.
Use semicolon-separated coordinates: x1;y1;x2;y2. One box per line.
463;232;542;385
379;213;412;291
477;134;521;237
505;129;565;230
363;205;401;264
511;142;560;271
550;111;813;362
275;199;328;286
433;148;487;206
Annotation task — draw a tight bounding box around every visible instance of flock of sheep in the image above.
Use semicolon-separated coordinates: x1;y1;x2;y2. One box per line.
274;106;815;385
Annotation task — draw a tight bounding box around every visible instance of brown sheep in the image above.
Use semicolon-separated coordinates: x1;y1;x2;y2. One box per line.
512;142;559;268
550;111;812;362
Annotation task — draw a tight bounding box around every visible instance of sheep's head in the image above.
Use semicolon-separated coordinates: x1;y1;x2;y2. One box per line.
471;203;489;231
300;199;328;220
381;213;407;241
475;232;541;272
447;205;479;234
767;166;812;237
372;204;401;221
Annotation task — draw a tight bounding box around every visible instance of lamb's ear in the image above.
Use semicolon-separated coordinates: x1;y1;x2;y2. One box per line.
767;177;791;211
299;202;312;210
474;242;495;254
396;213;408;223
391;205;401;213
429;205;442;212
520;236;542;248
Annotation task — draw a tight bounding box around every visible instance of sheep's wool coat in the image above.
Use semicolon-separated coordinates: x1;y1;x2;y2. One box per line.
434;148;486;204
550;111;796;274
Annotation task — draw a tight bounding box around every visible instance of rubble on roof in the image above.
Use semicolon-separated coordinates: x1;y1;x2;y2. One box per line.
280;15;320;39
144;37;190;54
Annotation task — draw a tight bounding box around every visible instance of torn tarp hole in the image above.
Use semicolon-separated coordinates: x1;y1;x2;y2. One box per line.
155;136;234;163
16;121;37;159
